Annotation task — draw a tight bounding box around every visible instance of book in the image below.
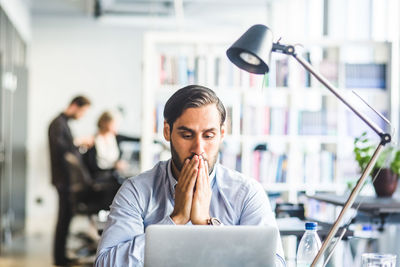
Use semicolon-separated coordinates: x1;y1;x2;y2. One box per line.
270;108;289;135
220;140;241;172
252;145;288;184
345;63;386;89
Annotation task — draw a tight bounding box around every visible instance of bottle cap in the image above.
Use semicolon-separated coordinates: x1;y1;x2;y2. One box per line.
305;222;318;230
362;224;372;231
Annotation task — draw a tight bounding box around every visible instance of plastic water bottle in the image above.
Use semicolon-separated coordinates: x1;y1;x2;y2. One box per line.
296;222;324;267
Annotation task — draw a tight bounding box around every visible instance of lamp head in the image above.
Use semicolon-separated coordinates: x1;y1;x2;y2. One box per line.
226;24;274;74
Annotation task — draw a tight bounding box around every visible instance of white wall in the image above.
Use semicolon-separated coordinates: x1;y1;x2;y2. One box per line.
0;0;31;41
26;0;272;234
26;0;271;235
27;15;143;233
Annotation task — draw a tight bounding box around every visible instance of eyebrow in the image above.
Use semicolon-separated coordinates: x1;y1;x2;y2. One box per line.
176;126;218;133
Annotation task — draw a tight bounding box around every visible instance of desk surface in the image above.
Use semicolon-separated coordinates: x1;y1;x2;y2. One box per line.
277;217;354;239
308;193;400;214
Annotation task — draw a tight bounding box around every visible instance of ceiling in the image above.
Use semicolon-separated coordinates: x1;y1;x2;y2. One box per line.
31;0;270;29
30;0;94;16
96;0;269;16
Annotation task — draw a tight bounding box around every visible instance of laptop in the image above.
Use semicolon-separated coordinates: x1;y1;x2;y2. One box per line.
144;225;278;267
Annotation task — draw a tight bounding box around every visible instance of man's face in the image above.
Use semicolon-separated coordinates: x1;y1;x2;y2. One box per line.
164;104;225;176
71;105;90;120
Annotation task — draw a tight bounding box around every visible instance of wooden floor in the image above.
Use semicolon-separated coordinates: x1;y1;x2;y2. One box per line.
0;232;54;267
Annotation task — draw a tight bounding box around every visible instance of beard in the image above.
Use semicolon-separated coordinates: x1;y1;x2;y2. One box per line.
170;140;217;175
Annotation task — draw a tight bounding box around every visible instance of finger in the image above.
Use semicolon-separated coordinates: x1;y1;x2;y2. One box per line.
196;157;204;191
198;155;203;173
181;166;197;198
199;157;209;188
190;154;200;168
180;156;197;182
179;158;191;180
182;156;199;189
188;167;198;191
204;158;209;176
202;163;209;191
198;157;209;193
204;159;210;185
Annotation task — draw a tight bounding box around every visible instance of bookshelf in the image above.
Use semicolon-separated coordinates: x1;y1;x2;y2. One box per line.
141;31;395;203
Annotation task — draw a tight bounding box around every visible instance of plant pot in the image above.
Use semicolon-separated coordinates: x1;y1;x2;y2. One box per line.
372;168;398;197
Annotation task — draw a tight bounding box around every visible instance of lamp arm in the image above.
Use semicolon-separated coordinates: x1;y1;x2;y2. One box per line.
271;43;391;143
294;53;390;142
312;142;385;266
322;226;348;267
270;44;392;266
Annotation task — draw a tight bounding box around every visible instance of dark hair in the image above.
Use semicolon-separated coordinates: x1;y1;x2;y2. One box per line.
163;85;226;129
70;95;91;107
97;111;114;132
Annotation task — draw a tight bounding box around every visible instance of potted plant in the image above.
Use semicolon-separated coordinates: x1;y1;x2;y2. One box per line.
353;132;400;197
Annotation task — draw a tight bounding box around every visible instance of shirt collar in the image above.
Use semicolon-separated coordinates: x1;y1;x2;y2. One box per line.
167;159;217;198
61;112;70;121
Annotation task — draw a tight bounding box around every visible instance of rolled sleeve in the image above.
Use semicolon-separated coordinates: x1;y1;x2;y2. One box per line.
95;181;145;266
95;178;176;267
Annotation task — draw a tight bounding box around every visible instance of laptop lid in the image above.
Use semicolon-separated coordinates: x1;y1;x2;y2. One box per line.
144;225;278;267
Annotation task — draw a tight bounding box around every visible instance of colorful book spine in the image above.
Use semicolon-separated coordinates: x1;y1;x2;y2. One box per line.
252;146;288;184
345;63;386;89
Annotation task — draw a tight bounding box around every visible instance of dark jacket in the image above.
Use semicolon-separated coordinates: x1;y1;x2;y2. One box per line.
48;113;81;191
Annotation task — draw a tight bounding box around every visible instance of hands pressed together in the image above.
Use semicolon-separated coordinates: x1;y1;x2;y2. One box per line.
170;155;212;225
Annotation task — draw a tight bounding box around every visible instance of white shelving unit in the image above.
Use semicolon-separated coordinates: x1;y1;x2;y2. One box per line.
141;31;395;203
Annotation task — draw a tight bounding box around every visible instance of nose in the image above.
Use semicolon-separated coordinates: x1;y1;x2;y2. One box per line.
190;136;205;156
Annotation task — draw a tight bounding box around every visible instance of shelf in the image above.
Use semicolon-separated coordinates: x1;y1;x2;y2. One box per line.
281;38;391;48
262;183;294;192
159;134;339;145
142;31;394;204
241;135;338;144
262;183;343;193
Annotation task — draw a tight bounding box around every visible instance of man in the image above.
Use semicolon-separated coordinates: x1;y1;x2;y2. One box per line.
95;85;285;266
48;95;92;266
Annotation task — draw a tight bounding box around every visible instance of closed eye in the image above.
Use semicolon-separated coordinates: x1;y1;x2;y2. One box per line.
180;132;193;139
204;132;216;139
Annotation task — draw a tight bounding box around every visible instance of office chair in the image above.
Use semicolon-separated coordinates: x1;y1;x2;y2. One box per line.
64;152;115;215
64;152;119;259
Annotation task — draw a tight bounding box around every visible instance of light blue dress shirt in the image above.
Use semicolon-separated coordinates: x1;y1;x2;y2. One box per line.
95;159;285;266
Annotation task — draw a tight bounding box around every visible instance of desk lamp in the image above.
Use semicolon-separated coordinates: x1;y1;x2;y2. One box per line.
226;24;392;266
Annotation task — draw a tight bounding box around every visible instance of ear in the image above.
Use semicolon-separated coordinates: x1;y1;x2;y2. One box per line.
220;124;226;143
163;121;171;142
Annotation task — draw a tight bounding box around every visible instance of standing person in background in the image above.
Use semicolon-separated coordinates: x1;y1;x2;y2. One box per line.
48;95;92;266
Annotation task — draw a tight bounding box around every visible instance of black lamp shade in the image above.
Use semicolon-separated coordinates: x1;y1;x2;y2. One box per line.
226;24;274;74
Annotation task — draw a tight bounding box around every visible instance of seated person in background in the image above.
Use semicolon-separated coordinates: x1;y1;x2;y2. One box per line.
95;85;285;267
84;110;140;181
83;111;139;207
